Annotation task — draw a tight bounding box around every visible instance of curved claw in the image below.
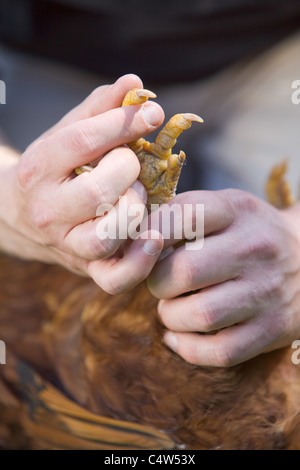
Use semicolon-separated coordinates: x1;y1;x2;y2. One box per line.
181;113;204;124
147;113;203;160
266;160;294;209
122;88;157;106
136;89;157;99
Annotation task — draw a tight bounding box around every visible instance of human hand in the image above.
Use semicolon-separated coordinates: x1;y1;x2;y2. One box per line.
0;74;165;293
147;189;300;366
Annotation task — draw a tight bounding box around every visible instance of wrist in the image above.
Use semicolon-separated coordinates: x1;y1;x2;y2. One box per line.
0;145;60;264
0;143;20;162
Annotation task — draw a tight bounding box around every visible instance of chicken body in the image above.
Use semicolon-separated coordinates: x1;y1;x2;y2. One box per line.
0;254;300;450
1;89;299;449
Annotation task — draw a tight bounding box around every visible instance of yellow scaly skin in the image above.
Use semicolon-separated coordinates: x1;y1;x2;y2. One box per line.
75;88;203;209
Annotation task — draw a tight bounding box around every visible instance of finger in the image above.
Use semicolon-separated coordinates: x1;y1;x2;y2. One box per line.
163;317;277;367
58;146;142;224
87;230;164;295
147;232;241;299
29;101;164;179
40;74;144;138
157;279;256;333
147;190;234;250
64;186;147;260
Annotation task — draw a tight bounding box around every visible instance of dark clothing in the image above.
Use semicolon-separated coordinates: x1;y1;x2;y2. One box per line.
0;0;300;84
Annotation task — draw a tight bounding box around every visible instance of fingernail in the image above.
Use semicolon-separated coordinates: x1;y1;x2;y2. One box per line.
158;246;174;262
142;103;161;127
131;181;147;204
163;331;178;352
142;239;161;256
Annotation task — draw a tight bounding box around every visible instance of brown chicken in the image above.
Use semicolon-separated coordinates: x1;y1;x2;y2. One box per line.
0;90;300;450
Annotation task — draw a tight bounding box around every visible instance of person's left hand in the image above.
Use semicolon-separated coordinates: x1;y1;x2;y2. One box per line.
147;189;300;367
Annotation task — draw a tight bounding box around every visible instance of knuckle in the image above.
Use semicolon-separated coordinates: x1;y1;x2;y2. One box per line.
89;234;116;259
177;338;238;368
236;228;280;264
88;85;111;112
69;125;96;155
179;259;198;288
267;314;287;340
100;278;124;296
100;265;149;296
246;274;284;310
81;174;107;207
226;188;259;215
88;236;106;259
247;280;268;307
254;235;278;259
105;146;140;182
267;273;284;298
29;202;54;232
117;147;141;178
259;236;279;259
214;341;237;368
89;85;105;102
198;298;219;332
179;341;201;366
248;282;265;305
239;235;279;262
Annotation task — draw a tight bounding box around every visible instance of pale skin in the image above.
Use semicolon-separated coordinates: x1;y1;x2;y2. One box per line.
1;73;300;367
0;74;165;293
147;191;300;367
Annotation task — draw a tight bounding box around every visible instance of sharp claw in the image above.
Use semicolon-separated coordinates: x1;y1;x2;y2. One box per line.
181;113;204;123
122;88;157;106
136;89;157;99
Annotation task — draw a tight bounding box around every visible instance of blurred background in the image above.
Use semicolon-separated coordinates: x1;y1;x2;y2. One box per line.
1;0;300;196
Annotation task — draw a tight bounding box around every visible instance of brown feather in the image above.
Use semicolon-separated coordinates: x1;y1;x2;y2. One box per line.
1;254;300;449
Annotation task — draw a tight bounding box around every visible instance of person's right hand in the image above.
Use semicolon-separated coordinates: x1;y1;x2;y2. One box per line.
0;74;164;294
